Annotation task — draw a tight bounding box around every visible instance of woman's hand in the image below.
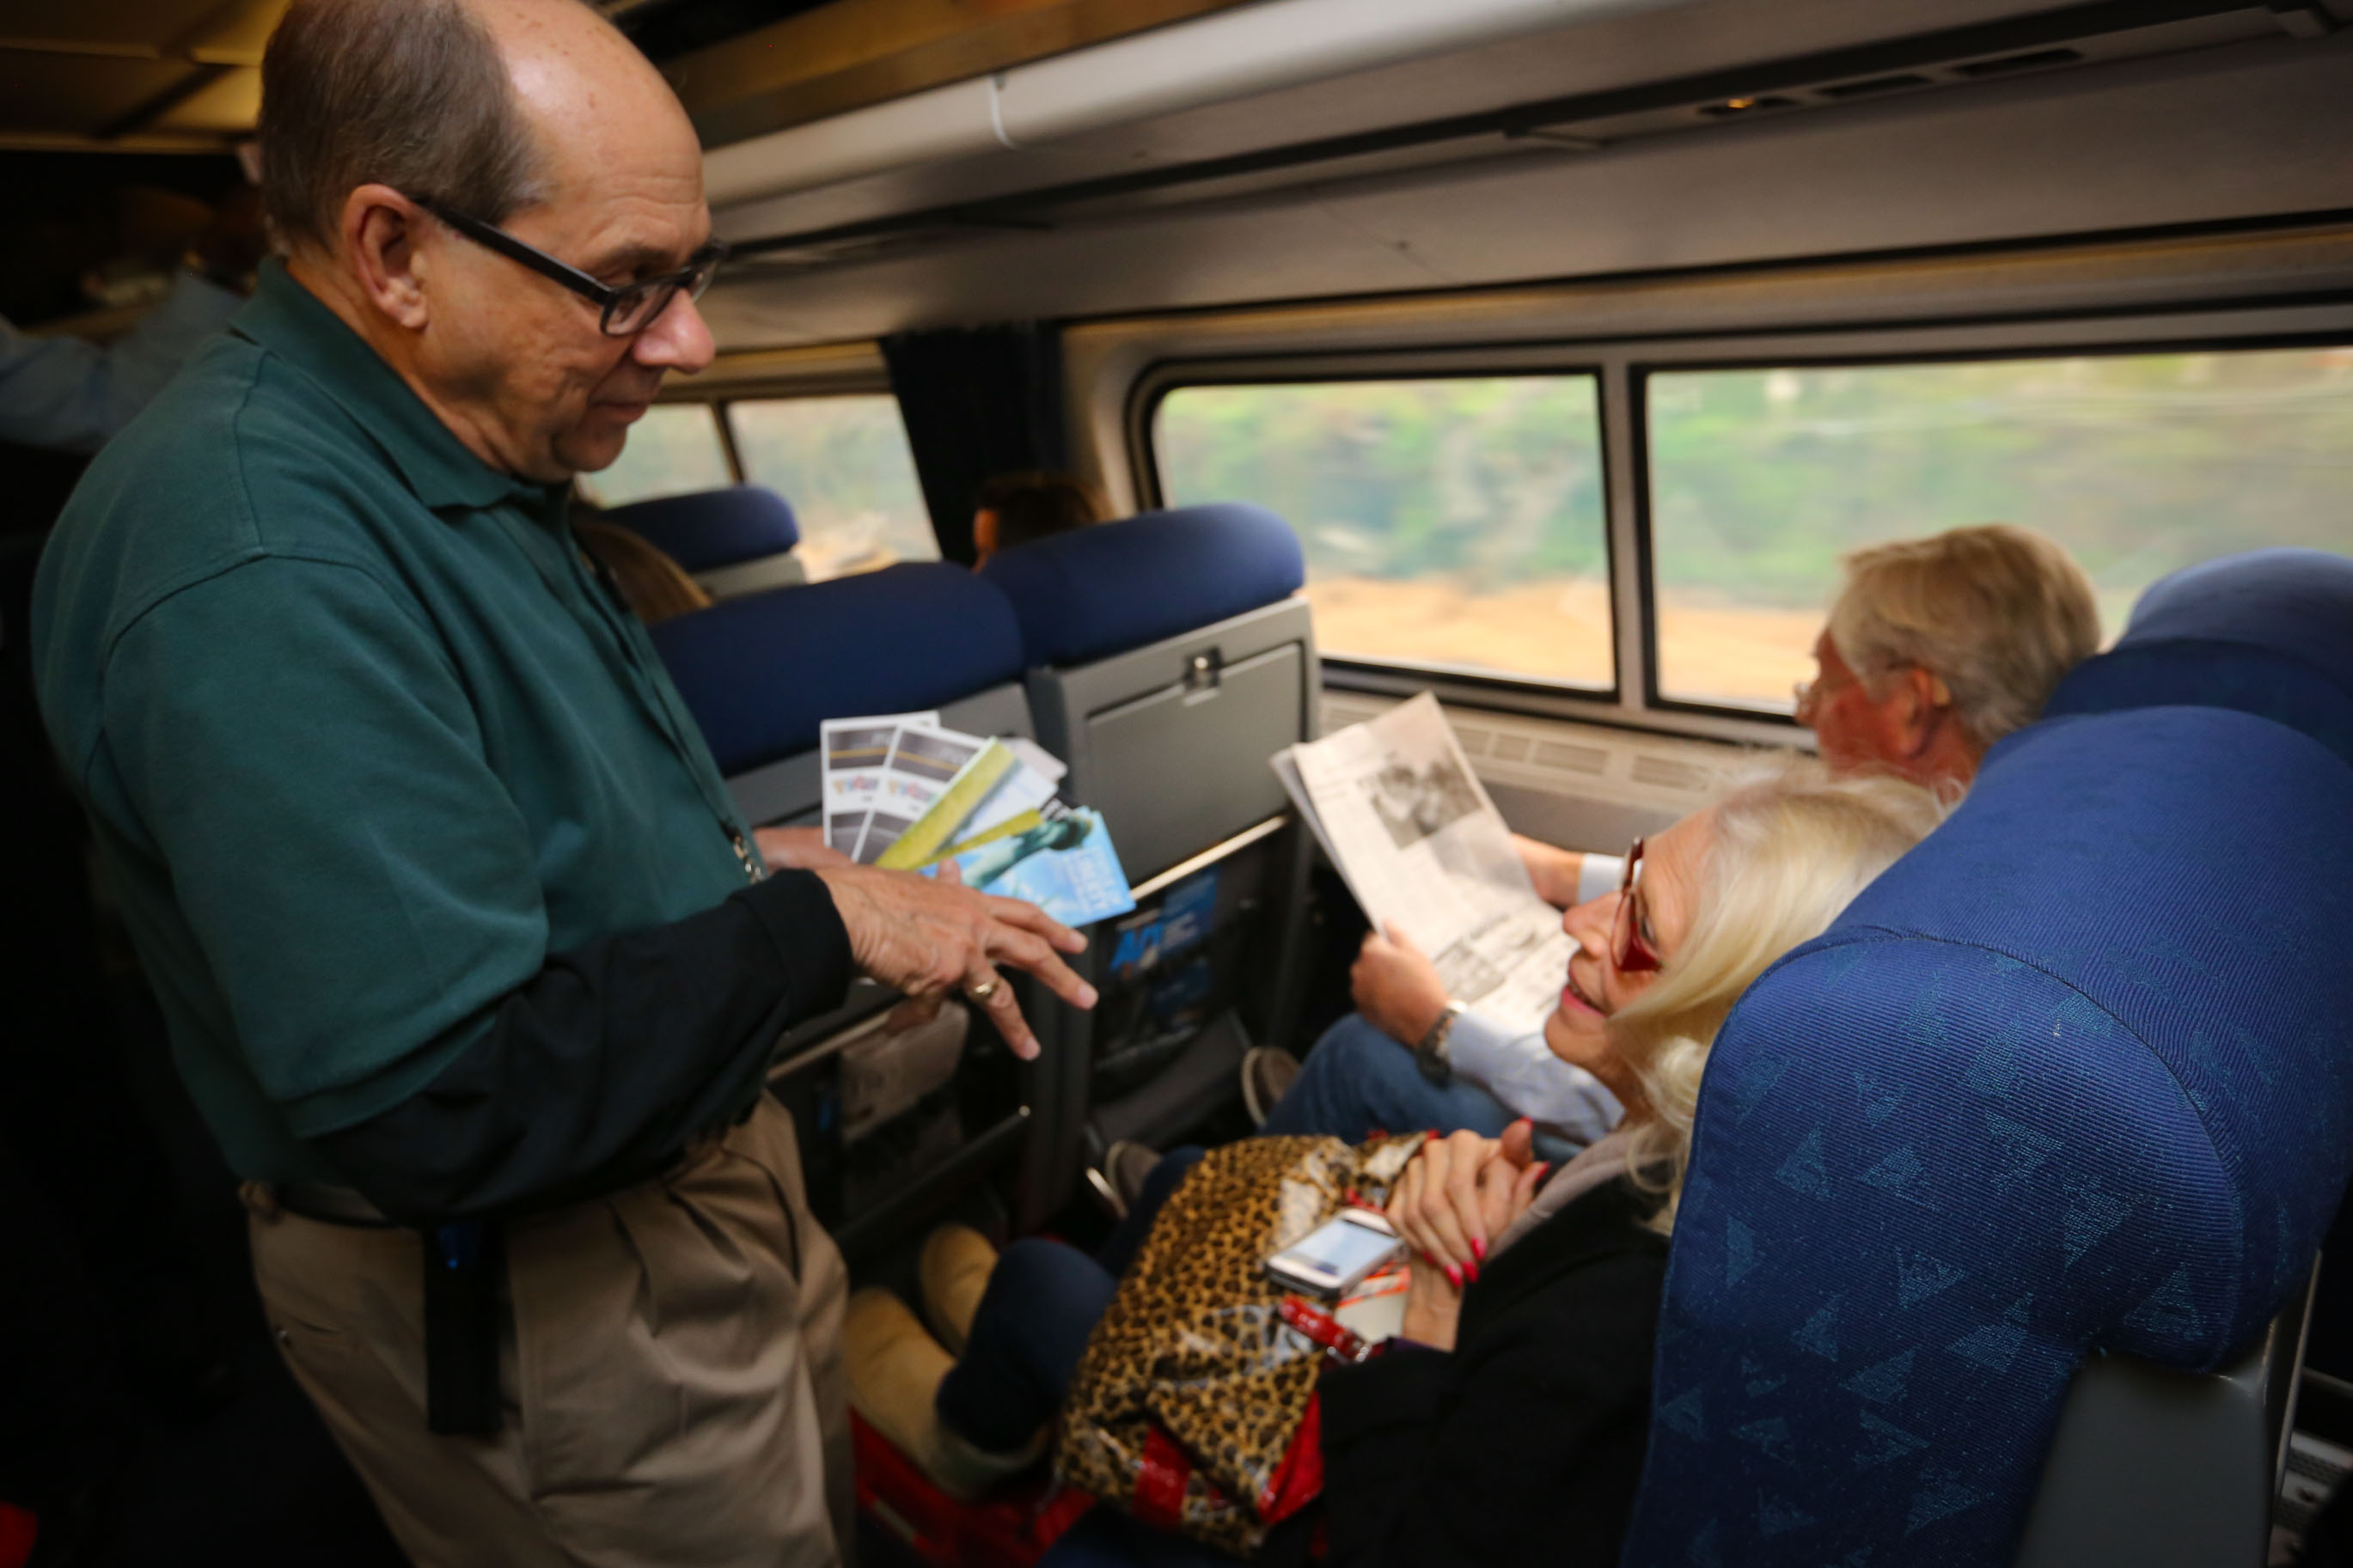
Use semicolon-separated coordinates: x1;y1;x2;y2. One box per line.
1386;1123;1549;1285
1351;924;1450;1046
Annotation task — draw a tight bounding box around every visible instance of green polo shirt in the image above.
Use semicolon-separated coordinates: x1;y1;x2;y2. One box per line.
34;261;764;1184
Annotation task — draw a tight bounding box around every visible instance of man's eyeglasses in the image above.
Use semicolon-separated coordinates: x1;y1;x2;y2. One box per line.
1610;838;1664;973
410;194;725;338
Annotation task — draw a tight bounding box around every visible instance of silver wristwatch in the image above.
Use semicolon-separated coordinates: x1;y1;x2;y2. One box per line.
1415;1001;1467;1084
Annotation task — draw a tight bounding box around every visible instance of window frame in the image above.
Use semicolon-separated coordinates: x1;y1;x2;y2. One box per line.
1129;302;2353;741
626;341;942;574
577;400;738;509
1140;357;1623;704
720;389;942;577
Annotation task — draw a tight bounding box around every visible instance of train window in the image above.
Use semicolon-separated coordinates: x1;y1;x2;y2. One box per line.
1155;376;1612;690
726;395;937;581
1647;346;2353;711
576;403;733;508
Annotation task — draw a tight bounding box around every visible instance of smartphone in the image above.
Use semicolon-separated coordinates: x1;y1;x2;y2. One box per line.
1263;1209;1402;1298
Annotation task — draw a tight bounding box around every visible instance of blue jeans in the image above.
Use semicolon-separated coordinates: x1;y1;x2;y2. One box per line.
1040;1508;1243;1566
937;1146;1243;1568
932;1149;1202;1453
1256;1012;1520;1143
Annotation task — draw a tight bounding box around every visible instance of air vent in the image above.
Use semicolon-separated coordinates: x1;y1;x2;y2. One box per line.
1453;725;1493;756
1953;46;2084;77
1536;741;1610;776
1818;72;1933;100
1490;735;1531;764
1631;754;1712;792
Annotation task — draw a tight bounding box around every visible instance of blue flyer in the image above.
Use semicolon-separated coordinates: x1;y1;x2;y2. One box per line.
933;808;1137;927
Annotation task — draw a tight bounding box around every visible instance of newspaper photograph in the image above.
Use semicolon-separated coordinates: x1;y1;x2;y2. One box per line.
1274;692;1572;1035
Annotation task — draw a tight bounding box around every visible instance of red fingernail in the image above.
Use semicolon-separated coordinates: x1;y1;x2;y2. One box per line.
1466;1261;1480;1284
1445;1263;1463;1289
1471;1238;1486;1262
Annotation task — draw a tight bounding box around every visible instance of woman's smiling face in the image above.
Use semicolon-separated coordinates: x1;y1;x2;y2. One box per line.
1543;808;1713;1111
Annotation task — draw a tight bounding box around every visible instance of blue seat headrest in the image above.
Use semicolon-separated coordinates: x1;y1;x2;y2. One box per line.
601;485;800;574
2047;547;2353;770
978;503;1305;668
650;564;1023;775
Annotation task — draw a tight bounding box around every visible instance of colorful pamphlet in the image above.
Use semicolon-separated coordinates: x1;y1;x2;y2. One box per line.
821;711;937;857
929;807;1137;928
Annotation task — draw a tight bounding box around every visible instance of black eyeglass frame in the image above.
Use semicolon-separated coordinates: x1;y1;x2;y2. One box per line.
409;193;726;338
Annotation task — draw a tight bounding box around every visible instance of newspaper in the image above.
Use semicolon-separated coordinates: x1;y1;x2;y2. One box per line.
1272;692;1571;1036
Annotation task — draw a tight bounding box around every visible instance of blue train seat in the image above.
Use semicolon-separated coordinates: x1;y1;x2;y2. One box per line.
1625;549;2353;1566
649;561;1029;827
980;503;1318;1196
603;484;808;600
2046;546;2353;768
649;563;1043;1253
981;502;1313;882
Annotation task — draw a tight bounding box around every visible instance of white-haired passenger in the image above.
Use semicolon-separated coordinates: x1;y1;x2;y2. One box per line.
1221;524;2097;1186
848;763;1947;1566
1802;523;2099;790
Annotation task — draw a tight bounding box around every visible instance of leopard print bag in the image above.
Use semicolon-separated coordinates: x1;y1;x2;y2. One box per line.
1053;1132;1427;1557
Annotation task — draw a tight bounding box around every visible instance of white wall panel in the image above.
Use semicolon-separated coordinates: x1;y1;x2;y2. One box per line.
697;31;2353;349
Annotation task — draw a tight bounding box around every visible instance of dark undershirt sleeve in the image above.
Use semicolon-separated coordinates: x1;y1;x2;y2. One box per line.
314;869;853;1225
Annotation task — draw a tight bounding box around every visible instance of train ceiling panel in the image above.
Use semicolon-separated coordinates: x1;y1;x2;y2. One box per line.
693;20;2353;345
0;0;283;151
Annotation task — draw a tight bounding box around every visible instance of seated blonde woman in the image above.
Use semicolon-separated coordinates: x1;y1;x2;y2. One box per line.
847;762;1946;1566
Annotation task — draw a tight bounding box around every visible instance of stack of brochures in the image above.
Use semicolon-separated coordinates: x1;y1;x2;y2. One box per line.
821;712;1138;928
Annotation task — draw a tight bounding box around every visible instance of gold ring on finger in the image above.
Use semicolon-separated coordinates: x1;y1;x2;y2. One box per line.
967;978;999;1002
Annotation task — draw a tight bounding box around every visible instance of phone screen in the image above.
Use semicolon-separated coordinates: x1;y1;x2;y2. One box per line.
1274;1215;1398;1281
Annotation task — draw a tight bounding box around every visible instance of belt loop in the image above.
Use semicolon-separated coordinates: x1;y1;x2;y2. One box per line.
423;1220;504;1436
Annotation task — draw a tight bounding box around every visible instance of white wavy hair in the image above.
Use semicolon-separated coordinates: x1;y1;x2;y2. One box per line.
1829;524;2100;747
1610;760;1948;1231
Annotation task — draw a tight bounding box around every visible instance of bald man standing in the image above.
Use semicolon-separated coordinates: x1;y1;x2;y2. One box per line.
30;2;1096;1562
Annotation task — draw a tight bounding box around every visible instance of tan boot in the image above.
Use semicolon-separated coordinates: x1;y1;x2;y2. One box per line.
842;1288;1046;1502
918;1224;998;1358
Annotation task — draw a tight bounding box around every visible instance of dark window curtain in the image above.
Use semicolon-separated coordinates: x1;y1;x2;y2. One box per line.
881;324;1067;566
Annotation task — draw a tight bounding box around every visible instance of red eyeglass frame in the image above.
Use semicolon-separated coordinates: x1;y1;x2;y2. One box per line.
1610;838;1663;973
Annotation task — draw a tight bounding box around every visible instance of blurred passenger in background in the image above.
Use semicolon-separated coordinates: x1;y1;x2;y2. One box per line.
0;179;266;1555
1227;524;2098;1183
0;186;265;453
1800;523;2099;790
573;509;712;625
971;469;1109;567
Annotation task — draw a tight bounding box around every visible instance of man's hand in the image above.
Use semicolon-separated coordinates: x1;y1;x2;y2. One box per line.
1511;833;1586;911
1351;923;1450;1046
813;863;1095;1060
755;825;850;871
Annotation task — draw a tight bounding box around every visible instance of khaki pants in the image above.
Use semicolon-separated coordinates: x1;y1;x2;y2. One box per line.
246;1097;852;1567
